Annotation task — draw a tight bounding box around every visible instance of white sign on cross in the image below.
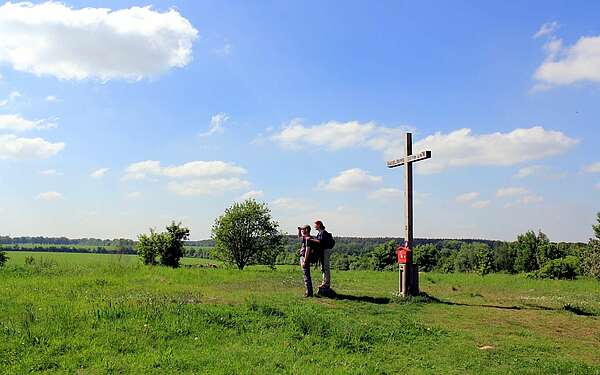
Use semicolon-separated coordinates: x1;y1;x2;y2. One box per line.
386;132;431;296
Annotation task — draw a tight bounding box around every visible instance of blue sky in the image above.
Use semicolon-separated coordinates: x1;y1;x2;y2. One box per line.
0;1;599;241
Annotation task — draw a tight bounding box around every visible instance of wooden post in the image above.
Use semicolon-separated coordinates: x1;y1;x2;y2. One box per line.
386;132;431;297
403;133;413;296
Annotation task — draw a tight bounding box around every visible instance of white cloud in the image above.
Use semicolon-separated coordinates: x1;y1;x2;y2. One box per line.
167;178;250;196
472;200;491;209
534;34;600;86
0;2;198;81
0;91;21;107
368;187;402;200
271;197;316;212
520;194;544;204
213;42;232;56
271;119;412;151
239;190;264;200
513;165;566;180
199;113;229;137
39;169;61;176
0;134;64;159
124;160;246;180
456;192;480;202
319;168;382;192
582;162;600;174
45;95;57;102
411;127;578;174
0;114;56;132
90;168;109;178
496;187;529;197
34;191;62;201
533;21;559;39
272;121;577;175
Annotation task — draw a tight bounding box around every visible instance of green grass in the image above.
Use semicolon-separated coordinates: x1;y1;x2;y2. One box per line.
1;252;599;374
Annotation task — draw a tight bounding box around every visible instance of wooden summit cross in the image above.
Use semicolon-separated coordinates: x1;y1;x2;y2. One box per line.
386;133;431;296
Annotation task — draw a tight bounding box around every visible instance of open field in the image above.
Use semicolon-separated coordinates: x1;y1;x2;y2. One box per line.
1;251;599;374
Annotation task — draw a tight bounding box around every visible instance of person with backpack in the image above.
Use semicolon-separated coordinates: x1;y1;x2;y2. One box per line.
308;220;335;293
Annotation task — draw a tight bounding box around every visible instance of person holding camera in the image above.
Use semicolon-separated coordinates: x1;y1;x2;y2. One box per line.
297;224;314;297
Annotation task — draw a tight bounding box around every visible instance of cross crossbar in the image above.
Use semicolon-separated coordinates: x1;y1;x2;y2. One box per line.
386;150;431;168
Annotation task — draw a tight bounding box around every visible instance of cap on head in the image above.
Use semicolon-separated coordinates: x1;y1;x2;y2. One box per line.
300;224;311;230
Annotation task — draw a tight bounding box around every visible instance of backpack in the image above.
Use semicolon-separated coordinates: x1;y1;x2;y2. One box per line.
321;231;336;250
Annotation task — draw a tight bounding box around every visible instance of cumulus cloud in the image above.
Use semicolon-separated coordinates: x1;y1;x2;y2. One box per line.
239;190;264;200
0;2;198;81
271;120;576;175
199;113;229;137
90;168;109;178
456;192;480;202
319;168;382;192
496;187;529;197
472;200;491;209
271;119;412;151
582;162;600;174
513;165;566;180
520;194;544;204
0;114;57;132
411;127;578;174
45;95;57;102
534;33;600;87
533;21;559;39
39;169;61;176
34;191;62;201
368;187;402;200
167;178;250;196
0;91;21;107
271;197;316;212
0;134;64;159
124;160;246;180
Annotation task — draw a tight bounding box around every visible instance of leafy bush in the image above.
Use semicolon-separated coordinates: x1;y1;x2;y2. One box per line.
413;244;438;272
212;199;283;270
369;241;396;271
136;222;190;268
0;251;8;267
535;256;579;280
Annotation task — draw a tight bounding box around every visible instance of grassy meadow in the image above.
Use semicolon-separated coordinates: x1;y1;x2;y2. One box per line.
1;251;599;374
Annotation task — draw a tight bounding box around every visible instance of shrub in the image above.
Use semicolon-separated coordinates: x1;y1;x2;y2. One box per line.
135;222;190;268
413;244;438;272
0;251;8;267
535;256;579;280
369;241;396;271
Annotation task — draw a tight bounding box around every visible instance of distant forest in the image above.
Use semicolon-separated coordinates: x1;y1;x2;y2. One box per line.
0;234;581;257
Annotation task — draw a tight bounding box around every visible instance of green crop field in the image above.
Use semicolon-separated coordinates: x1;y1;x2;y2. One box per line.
1;251;599;374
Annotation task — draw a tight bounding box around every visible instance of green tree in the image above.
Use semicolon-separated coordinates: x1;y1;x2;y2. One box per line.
0;251;8;267
493;242;516;273
136;229;168;266
369;241;396;271
135;222;190;268
454;242;490;273
594;212;600;240
581;212;600;280
212;199;284;270
514;230;549;273
413;244;438;272
159;222;190;268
